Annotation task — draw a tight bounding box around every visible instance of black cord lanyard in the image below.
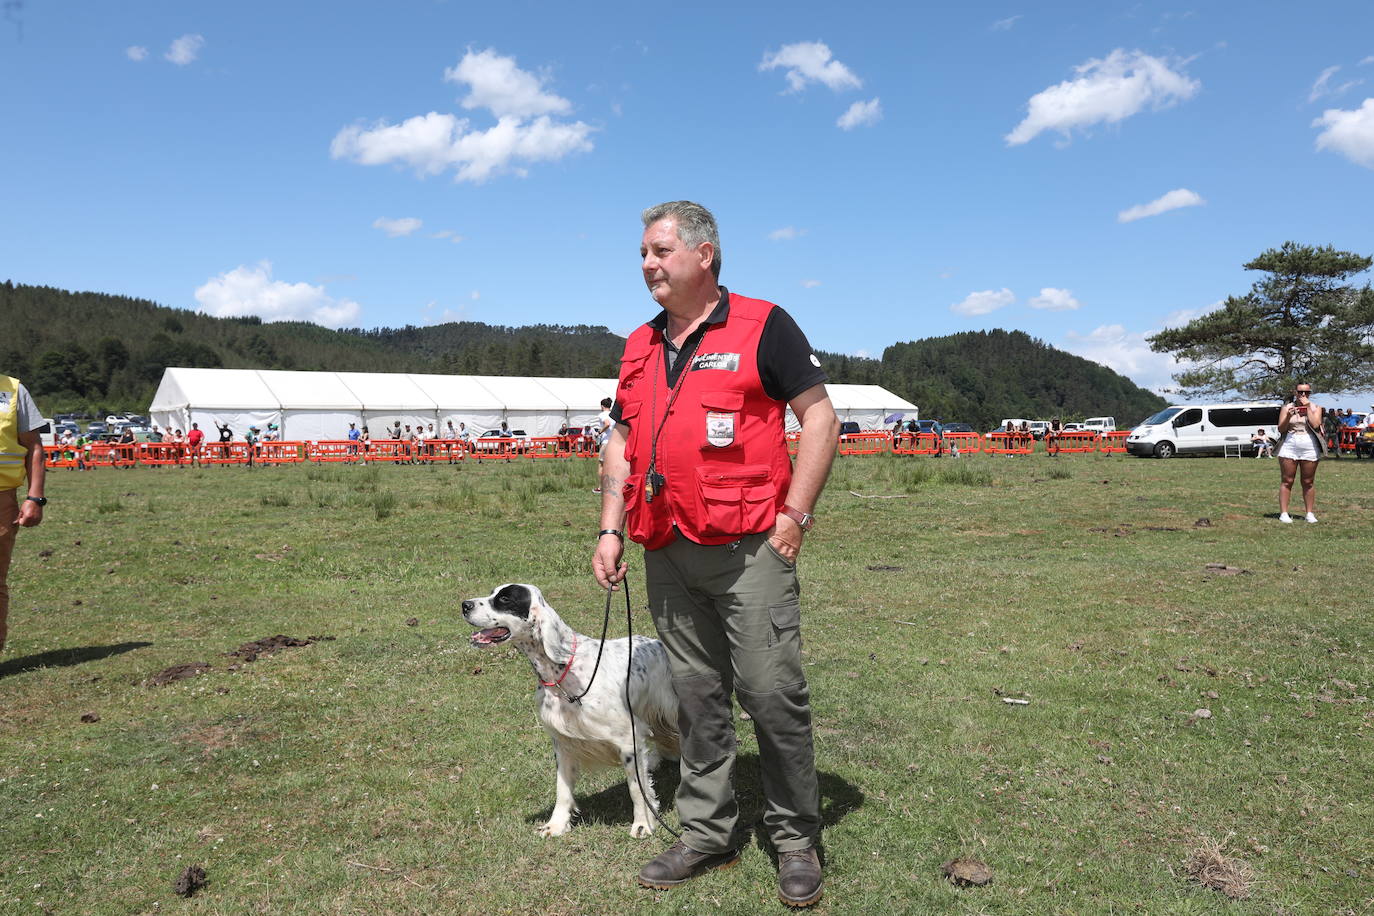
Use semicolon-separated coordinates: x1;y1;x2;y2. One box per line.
645;324;709;488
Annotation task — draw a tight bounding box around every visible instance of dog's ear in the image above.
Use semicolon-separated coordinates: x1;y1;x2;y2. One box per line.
528;590;570;663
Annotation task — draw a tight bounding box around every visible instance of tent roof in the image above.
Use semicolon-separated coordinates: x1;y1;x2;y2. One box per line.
335;372;437;411
827;384;918;412
150;368;280;411
478;376;572;410
255;370;362;411
406;374;507;409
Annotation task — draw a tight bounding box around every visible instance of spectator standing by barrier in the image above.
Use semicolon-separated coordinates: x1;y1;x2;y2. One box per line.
244;425;259;468
187;423;203;466
457;421;473;453
1;374;47;652
593;398;613;493
360;426;371;464
347;423;361;460
593;201;837;907
1276;382;1324;523
215;421;233;459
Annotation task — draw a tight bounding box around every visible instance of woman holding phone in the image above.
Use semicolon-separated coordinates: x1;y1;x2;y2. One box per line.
1276;382;1324;523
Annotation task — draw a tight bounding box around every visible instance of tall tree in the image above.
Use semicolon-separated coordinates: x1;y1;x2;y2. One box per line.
1148;242;1374;397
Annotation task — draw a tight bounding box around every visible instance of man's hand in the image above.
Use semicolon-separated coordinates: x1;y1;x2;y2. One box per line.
593;534;627;589
17;499;43;528
767;512;803;564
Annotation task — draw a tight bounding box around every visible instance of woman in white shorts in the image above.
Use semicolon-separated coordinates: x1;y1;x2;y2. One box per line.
1275;382;1324;523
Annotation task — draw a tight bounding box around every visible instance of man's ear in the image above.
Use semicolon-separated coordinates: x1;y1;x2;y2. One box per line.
696;241;715;274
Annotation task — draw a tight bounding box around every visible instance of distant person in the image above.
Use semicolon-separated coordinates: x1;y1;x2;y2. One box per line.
1322;409;1342;458
149;424;164;443
593;398;613;493
244;425;260;468
216;421;233;459
1;373;48;652
457;421;473;453
1342;408;1360;427
347;422;361;459
1276;382;1324;523
186;423;204;466
1250;428;1273;458
359;426;371;464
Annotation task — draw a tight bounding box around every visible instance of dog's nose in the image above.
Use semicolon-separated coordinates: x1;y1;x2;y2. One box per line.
461;600;475;613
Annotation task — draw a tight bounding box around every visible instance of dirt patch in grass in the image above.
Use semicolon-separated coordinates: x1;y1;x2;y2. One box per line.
145;662;212;686
942;857;993;887
228;634;333;662
1183;836;1255;899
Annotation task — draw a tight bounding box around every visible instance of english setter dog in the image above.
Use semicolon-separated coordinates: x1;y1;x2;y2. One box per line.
462;583;679;838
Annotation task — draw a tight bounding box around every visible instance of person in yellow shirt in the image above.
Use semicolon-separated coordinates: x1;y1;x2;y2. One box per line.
0;375;48;651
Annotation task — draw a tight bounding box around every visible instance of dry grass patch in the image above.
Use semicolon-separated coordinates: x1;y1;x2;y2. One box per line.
1183;835;1255;900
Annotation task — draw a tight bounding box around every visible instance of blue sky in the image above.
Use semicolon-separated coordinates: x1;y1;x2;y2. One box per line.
3;0;1373;407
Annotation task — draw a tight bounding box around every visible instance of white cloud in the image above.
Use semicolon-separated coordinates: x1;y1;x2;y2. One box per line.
1117;187;1205;223
1006;49;1199;146
126;46;148;62
1060;308;1207;393
1028;287;1082;311
444;48;572;118
373;216;422;237
991;15;1023;31
165;34;204;66
1313;98;1374;169
332;111;594;183
332;49;594;183
470;290;481;300
837;97;882;130
430;229;467;243
1362;56;1374;67
759;41;862;93
768;226;805;241
1308;65;1363;103
951;288;1015;316
801;279;822;288
194;261;361;328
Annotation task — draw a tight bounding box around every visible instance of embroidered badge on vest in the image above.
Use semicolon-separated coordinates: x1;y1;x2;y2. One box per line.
691;352;740;372
706;411;736;447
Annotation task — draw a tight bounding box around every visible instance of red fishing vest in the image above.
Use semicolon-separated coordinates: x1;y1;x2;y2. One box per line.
615;293;793;550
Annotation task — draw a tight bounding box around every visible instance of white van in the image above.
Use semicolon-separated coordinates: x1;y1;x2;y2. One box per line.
1127;402;1282;458
1083;416;1116;433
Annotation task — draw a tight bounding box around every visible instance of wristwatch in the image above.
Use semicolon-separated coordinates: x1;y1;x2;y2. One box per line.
26;496;47;506
780;505;815;531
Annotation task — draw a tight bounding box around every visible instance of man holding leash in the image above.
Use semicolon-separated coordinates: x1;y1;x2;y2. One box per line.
593;201;839;907
1;374;48;652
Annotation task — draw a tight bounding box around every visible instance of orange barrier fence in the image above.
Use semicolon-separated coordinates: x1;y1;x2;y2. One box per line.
87;443;140;467
364;439;414;463
984;432;1034;455
526;436;576;458
309;440;363;462
943;432;982;454
200;442;254;465
1099;430;1130;454
257;441;305;464
1335;428;1360;454
1047;431;1100;454
419;439;469;462
471;437;527;459
44;445;83;469
891;432;942;456
139;442;190;466
837;431;891;456
785;432;801;457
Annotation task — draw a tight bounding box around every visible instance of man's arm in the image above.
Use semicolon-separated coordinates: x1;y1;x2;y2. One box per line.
592;423;631;588
768;383;839;562
16;429;45;528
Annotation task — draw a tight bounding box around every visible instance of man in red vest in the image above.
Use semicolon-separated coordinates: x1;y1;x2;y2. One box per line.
593;201;839;908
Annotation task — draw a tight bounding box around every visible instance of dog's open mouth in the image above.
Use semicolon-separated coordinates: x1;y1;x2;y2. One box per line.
470;627;511;646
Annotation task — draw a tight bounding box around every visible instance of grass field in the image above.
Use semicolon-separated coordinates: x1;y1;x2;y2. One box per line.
2;452;1371;915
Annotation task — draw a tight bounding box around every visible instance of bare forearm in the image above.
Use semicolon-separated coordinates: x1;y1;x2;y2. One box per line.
23;438;45;497
786;399;839;513
599;426;630;531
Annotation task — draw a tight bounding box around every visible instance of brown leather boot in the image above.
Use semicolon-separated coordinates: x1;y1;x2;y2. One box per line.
637;840;740;889
778;847;823;907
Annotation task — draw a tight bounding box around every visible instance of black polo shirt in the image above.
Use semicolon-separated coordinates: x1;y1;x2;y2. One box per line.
610;287;827;427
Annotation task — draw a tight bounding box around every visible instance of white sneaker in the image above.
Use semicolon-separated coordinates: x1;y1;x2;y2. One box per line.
1278;513;1292;524
1305;513;1318;524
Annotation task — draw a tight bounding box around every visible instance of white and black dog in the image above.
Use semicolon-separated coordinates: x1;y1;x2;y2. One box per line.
461;583;679;838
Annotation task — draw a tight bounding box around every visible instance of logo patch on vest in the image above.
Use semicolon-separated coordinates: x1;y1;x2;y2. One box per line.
706;411;736;447
691;352;740;372
0;392;9;410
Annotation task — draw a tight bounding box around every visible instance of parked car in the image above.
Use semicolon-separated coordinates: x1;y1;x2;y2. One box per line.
1027;420;1052;440
105;414;132;426
1127;402;1281;458
86;422;109;438
941;422;974;434
474;428;531;452
1061;422;1085;432
838;421;862;437
1083;416;1117;433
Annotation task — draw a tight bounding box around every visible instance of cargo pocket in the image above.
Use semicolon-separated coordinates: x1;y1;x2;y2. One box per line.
695;465;776;538
767;599;805;687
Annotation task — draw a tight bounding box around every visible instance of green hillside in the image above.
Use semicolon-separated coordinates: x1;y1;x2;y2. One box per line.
3;282;1165;428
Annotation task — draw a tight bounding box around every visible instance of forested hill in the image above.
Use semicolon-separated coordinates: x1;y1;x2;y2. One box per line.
816;329;1167;430
4;281;1166;428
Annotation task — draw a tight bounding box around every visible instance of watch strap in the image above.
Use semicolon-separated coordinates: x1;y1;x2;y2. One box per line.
780;505;814;531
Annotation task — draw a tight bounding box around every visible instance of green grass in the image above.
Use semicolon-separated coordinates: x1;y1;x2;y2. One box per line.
2;453;1371;914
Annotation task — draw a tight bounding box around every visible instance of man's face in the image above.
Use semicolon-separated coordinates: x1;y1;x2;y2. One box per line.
641;218;713;309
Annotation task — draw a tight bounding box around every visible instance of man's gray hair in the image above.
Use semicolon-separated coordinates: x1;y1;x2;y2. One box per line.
642;200;722;280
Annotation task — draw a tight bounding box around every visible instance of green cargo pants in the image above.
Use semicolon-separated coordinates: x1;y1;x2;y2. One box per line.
644;530;820;855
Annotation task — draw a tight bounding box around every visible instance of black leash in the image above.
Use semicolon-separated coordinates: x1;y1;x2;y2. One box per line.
560;578;621;704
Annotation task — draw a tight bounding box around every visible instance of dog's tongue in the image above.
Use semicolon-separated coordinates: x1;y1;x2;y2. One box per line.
471;627;510;645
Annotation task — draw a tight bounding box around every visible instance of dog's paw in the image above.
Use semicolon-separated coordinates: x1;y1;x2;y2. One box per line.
539;819;573;837
630;821;654;839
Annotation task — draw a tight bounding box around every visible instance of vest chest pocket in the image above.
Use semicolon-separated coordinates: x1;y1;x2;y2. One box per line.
694;465;776;538
701;389;745;450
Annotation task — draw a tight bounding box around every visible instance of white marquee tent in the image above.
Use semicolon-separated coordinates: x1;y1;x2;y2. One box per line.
149;367;916;440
